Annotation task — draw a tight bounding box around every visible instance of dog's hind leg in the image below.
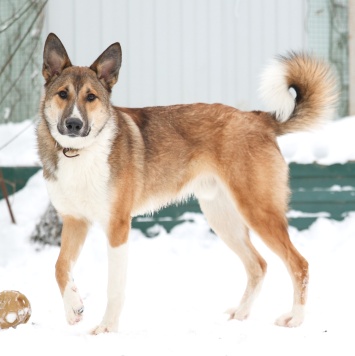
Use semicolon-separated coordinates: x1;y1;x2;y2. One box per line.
56;215;89;325
242;207;308;327
198;189;267;321
223;161;309;327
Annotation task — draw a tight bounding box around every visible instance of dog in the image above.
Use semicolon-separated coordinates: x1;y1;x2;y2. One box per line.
37;33;337;334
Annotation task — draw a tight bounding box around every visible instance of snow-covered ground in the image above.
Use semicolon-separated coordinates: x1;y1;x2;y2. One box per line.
0;117;355;355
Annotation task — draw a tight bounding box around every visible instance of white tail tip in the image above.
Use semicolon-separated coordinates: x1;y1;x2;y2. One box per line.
259;59;295;123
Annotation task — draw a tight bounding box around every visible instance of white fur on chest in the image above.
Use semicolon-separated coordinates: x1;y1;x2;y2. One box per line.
46;123;116;226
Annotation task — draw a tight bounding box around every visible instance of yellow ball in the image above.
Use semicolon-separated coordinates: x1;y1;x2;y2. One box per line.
0;290;31;329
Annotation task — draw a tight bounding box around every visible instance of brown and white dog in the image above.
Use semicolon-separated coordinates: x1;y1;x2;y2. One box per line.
37;33;337;334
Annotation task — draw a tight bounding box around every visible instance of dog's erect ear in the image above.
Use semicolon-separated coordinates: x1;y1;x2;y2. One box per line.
42;33;72;83
90;43;122;91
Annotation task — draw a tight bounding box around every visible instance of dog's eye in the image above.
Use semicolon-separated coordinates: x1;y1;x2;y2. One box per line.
87;93;96;102
58;91;68;99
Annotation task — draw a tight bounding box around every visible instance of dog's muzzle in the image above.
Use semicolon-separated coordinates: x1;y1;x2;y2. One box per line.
58;118;90;137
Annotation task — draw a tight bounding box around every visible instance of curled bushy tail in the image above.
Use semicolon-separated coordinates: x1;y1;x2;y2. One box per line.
259;52;338;136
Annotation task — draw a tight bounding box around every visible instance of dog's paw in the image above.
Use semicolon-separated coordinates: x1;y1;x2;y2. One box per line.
66;304;84;325
63;283;84;325
225;307;249;321
275;307;304;327
91;323;118;335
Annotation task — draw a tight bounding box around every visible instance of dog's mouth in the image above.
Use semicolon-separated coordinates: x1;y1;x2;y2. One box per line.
65;127;91;138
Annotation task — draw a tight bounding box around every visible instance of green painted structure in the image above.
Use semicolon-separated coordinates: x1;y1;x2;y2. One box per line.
1;162;354;232
288;162;355;229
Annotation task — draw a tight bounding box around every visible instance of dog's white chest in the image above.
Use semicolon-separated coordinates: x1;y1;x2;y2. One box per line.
46;146;112;226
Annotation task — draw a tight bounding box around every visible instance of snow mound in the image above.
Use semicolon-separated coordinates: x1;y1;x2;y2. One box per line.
278;116;355;164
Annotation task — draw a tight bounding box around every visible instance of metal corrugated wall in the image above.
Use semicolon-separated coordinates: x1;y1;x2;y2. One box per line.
45;0;306;111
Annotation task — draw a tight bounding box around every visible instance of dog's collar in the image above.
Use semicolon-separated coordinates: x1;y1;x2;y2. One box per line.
53;140;80;158
62;147;80;158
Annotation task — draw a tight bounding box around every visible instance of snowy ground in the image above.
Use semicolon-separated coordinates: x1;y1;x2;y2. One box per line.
0;118;355;355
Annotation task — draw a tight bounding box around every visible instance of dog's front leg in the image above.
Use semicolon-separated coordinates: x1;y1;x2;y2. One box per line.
92;215;130;334
56;215;89;325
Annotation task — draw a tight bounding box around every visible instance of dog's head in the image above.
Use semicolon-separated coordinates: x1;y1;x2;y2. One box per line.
41;33;121;149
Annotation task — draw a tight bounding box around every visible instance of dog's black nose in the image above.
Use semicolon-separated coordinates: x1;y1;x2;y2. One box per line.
65;118;83;134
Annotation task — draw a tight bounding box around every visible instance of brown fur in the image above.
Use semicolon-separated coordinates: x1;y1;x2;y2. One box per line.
37;33;338;332
55;216;89;295
276;53;338;134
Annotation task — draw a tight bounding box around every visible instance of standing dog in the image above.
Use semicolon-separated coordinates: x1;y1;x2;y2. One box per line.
37;33;337;334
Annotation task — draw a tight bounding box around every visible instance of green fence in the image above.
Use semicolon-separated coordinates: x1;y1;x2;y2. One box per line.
288;162;355;229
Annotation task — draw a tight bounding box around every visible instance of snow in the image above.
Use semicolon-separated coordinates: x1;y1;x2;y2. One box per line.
5;312;17;324
0;119;39;166
278;116;355;164
286;210;330;218
0;117;355;355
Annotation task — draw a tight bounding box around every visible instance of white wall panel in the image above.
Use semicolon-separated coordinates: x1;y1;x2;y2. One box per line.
45;0;306;111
